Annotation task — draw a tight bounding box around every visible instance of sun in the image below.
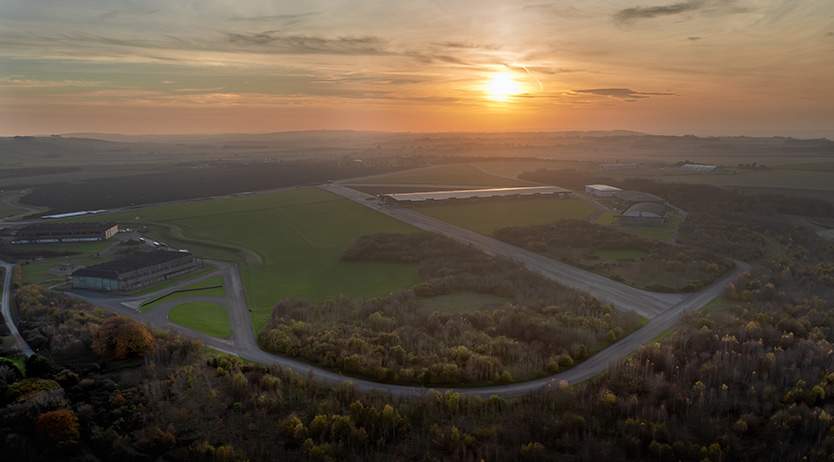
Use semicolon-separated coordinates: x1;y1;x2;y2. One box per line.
485;73;522;102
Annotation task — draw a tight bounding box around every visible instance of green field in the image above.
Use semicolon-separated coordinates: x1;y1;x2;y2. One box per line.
604;169;834;192
595;211;619;225
168;302;232;338
140;274;226;311
416;292;511;313
414;198;595;234
356;163;534;187
72;188;422;331
595;249;648;261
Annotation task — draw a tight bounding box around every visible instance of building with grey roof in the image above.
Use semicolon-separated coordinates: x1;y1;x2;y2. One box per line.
584;184;622;197
613;190;666;209
14;222;118;244
72;250;199;292
379;186;573;205
616;202;669;226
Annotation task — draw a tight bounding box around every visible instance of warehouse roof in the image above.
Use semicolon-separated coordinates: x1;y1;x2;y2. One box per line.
618;202;668;218
614;190;665;203
72;250;192;279
382;186;571;202
18;221;117;233
585;184;622;192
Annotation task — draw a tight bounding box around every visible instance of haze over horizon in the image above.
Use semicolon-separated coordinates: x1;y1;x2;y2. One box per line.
2;0;833;137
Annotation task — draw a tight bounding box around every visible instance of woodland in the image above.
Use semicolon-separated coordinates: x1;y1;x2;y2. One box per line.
2;178;834;461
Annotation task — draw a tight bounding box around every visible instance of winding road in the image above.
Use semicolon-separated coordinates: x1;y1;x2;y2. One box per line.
1;166;749;398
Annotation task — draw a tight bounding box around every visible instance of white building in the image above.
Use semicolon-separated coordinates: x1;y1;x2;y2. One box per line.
584;184;622;197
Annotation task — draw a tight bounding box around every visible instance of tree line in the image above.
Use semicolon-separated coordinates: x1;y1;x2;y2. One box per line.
257;232;643;385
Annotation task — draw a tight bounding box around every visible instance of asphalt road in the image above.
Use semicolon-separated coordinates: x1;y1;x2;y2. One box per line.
4;172;749;398
0;259;35;356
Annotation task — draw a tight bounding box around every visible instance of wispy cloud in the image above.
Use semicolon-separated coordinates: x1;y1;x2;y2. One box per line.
0;76;100;87
432;41;500;50
613;0;746;25
572;88;676;101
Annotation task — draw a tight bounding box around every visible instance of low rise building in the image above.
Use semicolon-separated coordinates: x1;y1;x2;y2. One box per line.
612;190;666;209
379;186;573;205
584;184;622;197
616;202;669;226
72;250;199;292
14;222;118;244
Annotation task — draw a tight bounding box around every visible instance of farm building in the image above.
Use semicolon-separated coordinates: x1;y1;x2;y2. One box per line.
613;190;666;209
678;164;726;173
379;186;573;205
72;250;199;292
599;163;638;170
13;222;118;244
584;184;622;197
616;202;669;226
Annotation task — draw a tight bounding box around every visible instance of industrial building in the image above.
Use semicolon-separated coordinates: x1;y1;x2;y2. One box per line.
379;186;573;206
616;203;669;226
72;250;199;292
584;184;622;197
678;164;726;173
13;222;118;244
612;190;666;210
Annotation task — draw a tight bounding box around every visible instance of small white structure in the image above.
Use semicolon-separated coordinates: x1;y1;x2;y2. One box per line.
584;184;622;197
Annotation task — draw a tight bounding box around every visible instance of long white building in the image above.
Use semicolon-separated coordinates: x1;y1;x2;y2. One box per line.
379;186;573;205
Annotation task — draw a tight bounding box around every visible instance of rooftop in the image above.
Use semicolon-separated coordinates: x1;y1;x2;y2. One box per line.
619;202;668;217
382;186;571;202
72;250;193;279
585;184;622;191
18;221;117;233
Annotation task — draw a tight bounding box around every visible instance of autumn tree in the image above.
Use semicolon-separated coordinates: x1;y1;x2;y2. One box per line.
34;409;79;444
91;316;155;360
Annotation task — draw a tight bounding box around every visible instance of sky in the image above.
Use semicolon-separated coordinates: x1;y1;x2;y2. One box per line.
1;0;833;136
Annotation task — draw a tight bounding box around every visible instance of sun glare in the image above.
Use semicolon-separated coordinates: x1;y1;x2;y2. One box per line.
486;73;521;102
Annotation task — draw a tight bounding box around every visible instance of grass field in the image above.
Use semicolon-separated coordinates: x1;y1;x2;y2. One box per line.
414;198;596;234
21;256;109;286
140;274;226;311
595;211;619;225
168;302;231;338
72;188;422;331
604;169;834;192
595;249;648;261
356;163;534;187
472;160;597;178
416;292;511;313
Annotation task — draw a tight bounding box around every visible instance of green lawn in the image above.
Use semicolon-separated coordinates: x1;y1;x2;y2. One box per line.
70;188;422;331
168;302;232;338
632;230;675;243
121;268;217;296
416;292;511;313
140;274;226;311
595;211;619;225
356;163;534;187
595;249;648;261
21;256;110;286
414;198;595;234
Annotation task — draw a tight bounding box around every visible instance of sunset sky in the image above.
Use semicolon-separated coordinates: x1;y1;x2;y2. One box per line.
2;0;833;136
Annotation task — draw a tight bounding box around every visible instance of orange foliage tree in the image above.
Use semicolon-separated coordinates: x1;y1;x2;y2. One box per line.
91;316;155;360
34;409;80;443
